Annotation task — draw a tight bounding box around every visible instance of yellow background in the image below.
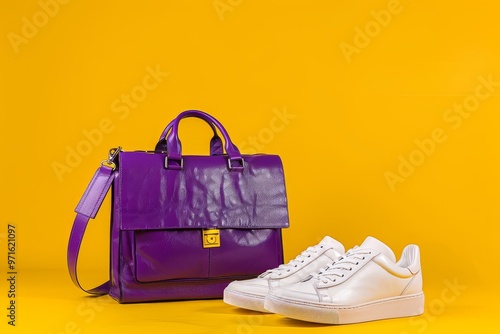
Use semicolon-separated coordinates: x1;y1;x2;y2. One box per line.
1;0;499;333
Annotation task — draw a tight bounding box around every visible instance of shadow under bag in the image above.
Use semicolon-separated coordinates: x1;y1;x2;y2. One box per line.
67;110;290;303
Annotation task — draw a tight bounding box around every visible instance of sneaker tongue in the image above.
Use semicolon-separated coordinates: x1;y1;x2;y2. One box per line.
360;236;396;263
319;236;345;254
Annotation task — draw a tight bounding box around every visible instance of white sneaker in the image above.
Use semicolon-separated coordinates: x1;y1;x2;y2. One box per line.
264;236;424;324
223;236;345;312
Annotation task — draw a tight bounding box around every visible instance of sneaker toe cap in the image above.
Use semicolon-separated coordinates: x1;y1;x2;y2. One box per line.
225;278;270;297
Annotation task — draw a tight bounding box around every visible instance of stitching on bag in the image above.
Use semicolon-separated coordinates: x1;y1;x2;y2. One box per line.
118;229;124;302
117;170;124;302
208;248;211;278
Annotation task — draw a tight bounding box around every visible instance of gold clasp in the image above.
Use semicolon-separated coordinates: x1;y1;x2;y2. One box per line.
202;229;220;248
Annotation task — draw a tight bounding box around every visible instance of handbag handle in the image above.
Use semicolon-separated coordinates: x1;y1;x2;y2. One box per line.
154;118;223;155
165;110;244;170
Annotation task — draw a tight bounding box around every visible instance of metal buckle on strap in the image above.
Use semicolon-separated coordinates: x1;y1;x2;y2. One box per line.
165;157;184;170
228;157;245;171
100;146;122;170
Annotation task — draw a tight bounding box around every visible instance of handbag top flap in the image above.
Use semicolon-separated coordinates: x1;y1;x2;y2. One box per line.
116;151;290;230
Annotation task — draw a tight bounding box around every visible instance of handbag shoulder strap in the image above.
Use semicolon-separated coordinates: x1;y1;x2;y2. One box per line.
67;165;115;295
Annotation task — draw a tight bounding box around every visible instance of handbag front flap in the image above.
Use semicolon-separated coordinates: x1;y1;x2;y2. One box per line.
117;151;289;231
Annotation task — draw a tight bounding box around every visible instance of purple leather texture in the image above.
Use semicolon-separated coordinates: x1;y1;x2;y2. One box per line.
68;166;114;295
119;152;288;230
111;151;288;303
75;166;114;219
68;110;289;303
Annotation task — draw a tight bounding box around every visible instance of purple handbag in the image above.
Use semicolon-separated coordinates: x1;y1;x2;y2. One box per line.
67;110;289;303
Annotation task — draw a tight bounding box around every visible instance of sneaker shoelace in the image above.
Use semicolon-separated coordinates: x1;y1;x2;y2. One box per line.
314;247;372;284
260;243;326;277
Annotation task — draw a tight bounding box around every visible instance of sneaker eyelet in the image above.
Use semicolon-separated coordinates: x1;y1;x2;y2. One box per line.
308;255;311;258
362;257;365;260
349;268;352;271
356;262;359;265
342;274;345;277
320;246;324;248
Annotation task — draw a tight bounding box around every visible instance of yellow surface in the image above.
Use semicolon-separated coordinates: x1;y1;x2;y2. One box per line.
1;0;499;332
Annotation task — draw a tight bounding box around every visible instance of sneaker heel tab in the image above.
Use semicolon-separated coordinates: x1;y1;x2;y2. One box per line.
401;244;421;274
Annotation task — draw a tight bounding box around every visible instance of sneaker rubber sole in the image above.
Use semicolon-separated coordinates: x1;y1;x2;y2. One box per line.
264;292;424;324
223;288;271;313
